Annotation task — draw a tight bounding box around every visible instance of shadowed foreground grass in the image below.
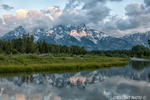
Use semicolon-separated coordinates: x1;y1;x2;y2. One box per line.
0;54;130;73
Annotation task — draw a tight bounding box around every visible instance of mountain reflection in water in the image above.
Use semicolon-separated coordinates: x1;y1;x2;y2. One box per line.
0;60;150;100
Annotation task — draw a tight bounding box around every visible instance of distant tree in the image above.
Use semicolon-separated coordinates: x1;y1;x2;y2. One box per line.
6;40;11;54
42;40;48;53
24;33;35;53
148;40;150;46
22;34;27;53
37;41;42;53
30;35;34;43
0;34;88;55
26;33;31;53
30;34;35;53
11;38;23;53
132;45;149;57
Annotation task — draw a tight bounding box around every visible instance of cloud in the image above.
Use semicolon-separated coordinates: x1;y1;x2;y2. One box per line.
16;9;28;19
0;9;53;36
63;0;81;11
48;0;126;35
1;0;150;37
116;3;150;30
116;17;141;30
85;4;110;24
52;0;110;27
144;0;150;6
41;7;62;20
1;4;14;11
0;0;127;37
125;3;145;16
81;0;122;9
97;2;150;37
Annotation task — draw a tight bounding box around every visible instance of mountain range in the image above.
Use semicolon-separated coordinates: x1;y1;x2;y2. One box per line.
1;24;150;50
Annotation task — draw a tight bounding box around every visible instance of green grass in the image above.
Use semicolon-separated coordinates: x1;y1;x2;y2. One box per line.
0;54;130;73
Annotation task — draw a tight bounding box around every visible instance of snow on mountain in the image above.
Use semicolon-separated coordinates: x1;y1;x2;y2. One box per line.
13;26;26;37
2;26;26;40
1;24;134;50
69;30;81;41
44;25;70;41
32;28;45;42
67;24;109;44
121;31;150;47
33;23;110;46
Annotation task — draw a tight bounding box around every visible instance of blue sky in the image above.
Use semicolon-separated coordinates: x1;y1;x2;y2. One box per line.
1;0;150;37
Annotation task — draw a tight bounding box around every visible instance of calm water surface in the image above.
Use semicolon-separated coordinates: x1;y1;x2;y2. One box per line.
0;59;150;100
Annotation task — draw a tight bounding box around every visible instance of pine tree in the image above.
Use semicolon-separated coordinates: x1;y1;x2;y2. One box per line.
22;34;27;53
26;33;31;53
30;35;35;53
42;40;48;53
6;40;12;54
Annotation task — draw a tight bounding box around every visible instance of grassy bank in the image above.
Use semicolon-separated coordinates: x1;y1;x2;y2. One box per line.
0;54;130;73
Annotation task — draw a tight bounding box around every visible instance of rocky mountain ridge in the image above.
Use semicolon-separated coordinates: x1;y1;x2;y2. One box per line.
2;24;150;50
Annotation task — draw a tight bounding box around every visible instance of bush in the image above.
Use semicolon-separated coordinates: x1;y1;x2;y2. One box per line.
70;54;74;57
26;54;39;59
80;55;84;57
105;53;113;57
0;49;4;54
0;55;6;61
13;57;24;64
11;49;19;54
62;57;66;60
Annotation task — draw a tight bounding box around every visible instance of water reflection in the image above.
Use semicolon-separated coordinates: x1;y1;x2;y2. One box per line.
131;60;150;71
0;60;150;100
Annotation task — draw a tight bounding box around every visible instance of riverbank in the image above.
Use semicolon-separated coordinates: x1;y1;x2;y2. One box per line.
0;54;130;73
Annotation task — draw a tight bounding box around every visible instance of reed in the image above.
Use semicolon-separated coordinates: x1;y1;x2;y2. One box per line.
0;54;130;73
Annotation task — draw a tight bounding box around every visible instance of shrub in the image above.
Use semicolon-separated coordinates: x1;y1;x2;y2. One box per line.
62;57;66;60
26;54;39;59
70;54;74;57
13;57;24;64
0;49;4;54
80;55;84;57
11;49;19;54
0;55;6;61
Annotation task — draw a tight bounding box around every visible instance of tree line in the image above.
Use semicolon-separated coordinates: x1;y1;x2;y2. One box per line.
1;33;150;58
0;33;87;55
91;44;150;57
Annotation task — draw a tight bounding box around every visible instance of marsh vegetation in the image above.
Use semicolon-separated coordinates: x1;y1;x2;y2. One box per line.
0;54;129;73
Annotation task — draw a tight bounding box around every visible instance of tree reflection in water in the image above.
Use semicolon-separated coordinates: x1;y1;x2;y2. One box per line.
148;73;150;81
131;61;150;71
0;60;150;100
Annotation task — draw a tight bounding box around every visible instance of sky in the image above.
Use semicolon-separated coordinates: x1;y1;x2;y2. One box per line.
0;0;150;37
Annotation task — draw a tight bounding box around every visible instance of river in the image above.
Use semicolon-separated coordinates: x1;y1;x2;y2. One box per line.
0;59;150;100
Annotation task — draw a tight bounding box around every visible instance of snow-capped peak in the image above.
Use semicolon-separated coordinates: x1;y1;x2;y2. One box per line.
77;23;87;31
1;24;133;50
3;26;26;39
32;28;44;35
32;28;45;42
14;26;25;32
